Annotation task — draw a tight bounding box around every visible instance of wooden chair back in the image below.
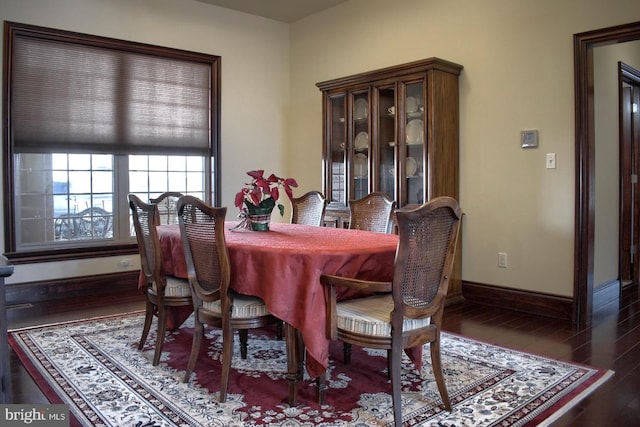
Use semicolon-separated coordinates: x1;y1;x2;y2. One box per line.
150;192;184;225
291;191;326;226
392;196;462;324
176;196;230;306
348;192;396;233
128;194;162;290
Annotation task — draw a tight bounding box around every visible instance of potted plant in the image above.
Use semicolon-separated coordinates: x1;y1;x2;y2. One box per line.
234;170;298;231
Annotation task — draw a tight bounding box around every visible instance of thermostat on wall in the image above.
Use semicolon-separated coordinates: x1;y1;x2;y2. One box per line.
521;130;539;148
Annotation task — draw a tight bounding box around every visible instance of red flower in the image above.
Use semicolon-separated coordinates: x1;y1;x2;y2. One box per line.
235;170;298;217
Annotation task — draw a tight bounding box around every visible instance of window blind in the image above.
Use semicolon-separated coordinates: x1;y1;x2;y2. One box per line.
11;35;212;156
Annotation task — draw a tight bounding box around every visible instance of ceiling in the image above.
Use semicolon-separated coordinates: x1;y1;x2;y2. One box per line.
194;0;348;23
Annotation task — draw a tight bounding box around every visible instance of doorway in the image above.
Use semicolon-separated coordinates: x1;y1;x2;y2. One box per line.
574;21;640;326
619;62;640;290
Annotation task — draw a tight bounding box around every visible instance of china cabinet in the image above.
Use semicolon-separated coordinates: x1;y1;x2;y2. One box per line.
316;57;463;301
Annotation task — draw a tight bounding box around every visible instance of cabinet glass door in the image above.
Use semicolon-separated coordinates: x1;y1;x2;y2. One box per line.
328;94;346;205
376;85;396;202
404;81;425;205
351;92;370;201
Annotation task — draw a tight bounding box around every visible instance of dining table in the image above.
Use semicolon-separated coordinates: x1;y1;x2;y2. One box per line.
156;220;405;405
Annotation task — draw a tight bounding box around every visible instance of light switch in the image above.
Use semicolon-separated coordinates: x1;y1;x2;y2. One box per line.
546;153;556;169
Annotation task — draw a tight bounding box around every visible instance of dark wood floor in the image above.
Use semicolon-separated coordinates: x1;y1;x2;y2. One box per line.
8;287;640;426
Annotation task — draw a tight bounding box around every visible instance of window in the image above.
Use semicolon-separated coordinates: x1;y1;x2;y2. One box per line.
3;22;221;261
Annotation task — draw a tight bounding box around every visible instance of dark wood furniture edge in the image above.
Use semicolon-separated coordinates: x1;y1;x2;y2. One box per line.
316;57;463;90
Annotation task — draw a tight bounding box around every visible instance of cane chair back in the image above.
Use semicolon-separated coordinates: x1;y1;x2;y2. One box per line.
150;192;184;225
128;194;191;366
348;192;396;233
177;195;277;402
321;196;462;426
291;191;326;226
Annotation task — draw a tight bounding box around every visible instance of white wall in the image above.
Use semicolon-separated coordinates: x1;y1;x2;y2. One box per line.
288;0;640;297
0;0;291;283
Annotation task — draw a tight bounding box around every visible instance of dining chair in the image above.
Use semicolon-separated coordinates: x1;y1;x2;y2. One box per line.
343;191;398;361
321;196;462;425
176;195;279;402
150;192;184;225
128;194;192;366
291;191;327;226
348;192;396;234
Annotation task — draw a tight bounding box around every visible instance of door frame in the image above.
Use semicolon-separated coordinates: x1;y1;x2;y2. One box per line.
619;62;640;290
574;21;640;326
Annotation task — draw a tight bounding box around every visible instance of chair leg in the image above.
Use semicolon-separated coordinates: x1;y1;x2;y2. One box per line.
296;329;305;382
152;305;167;366
138;301;154;350
182;316;204;383
430;336;452;411
219;321;234;403
316;372;326;405
390;350;403;427
275;321;283;340
387;349;392;379
239;329;248;359
343;342;352;364
167;306;179;331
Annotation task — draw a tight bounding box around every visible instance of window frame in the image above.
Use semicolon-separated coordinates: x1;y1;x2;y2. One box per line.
2;21;221;263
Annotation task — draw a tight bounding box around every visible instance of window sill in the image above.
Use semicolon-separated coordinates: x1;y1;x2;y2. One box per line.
4;244;138;264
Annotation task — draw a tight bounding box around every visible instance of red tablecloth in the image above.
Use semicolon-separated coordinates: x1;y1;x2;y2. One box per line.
157;221;402;379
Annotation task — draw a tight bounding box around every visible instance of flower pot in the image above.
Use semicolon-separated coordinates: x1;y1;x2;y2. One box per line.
247;207;273;231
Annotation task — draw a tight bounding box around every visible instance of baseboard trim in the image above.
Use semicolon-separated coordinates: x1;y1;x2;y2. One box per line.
5;271;141;306
461;281;573;321
7;273;586;322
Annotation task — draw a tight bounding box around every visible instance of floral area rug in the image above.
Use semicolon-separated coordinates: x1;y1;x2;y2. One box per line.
9;311;613;426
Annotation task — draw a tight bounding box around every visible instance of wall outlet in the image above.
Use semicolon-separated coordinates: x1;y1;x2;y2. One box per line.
498;252;508;268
